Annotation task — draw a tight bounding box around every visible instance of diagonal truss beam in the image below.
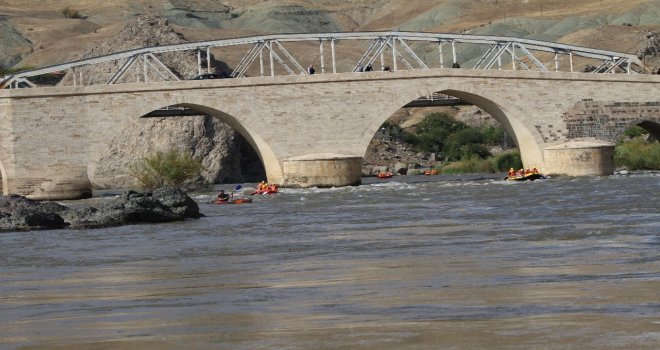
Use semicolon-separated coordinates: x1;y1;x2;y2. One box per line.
232;42;266;78
147;53;181;81
395;38;429;69
516;43;549;71
273;41;307;74
231;40;306;77
354;37;388;71
107;55;139;84
483;42;512;70
472;44;498;69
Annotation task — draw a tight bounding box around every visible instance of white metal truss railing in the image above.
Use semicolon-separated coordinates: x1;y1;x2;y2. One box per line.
1;31;648;89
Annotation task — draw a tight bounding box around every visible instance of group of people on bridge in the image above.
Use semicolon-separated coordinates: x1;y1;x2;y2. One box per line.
308;63;396;74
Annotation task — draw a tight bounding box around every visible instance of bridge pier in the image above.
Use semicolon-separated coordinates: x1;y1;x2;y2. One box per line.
543;142;615;176
282;155;362;188
7;166;93;200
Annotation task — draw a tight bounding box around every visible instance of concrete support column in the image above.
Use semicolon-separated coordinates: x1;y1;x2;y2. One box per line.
282;155;362;188
6;166;93;200
543;142;615;176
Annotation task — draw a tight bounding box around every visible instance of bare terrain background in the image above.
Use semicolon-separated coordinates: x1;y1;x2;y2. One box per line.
2;0;660;69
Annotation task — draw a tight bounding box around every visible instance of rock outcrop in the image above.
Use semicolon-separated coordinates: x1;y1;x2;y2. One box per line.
637;31;660;72
362;134;435;176
0;195;68;231
92;116;244;189
0;20;33;68
0;188;200;232
60;15;263;189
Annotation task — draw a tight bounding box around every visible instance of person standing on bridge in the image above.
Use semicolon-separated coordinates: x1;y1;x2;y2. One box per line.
308;65;315;75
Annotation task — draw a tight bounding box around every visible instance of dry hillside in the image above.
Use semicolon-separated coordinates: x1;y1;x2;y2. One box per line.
1;0;659;69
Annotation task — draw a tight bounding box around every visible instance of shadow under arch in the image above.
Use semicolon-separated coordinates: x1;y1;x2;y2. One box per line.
142;103;283;184
613;119;660;142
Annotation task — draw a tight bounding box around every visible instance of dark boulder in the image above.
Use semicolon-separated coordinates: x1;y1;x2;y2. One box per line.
152;187;201;218
0;188;201;232
0;195;69;231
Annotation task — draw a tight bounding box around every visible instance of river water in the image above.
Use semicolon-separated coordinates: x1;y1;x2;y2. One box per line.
1;173;659;350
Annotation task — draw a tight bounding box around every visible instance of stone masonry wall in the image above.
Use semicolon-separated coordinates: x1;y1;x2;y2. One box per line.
561;100;660;142
1;68;659;198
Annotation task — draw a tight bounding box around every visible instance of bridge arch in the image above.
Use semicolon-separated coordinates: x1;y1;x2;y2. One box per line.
166;103;282;182
120;101;282;186
439;89;544;167
612;118;660;143
358;85;546;171
88;99;282;188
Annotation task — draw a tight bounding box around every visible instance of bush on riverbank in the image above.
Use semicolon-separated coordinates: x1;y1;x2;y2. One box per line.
440;157;496;174
129;150;202;189
490;150;523;172
403;112;512;161
438;150;523;174
614;140;660;170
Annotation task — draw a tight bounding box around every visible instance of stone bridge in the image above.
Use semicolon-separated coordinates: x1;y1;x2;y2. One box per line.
1;68;659;199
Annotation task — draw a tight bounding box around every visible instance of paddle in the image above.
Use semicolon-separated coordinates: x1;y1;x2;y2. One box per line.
230;184;242;196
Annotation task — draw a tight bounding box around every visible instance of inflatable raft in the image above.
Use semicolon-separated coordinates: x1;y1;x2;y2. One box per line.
214;197;253;204
251;185;279;195
505;173;546;181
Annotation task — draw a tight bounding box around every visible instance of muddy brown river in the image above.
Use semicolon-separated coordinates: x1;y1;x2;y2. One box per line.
1;173;659;349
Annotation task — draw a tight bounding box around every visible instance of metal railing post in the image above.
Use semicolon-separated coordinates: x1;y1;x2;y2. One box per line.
331;38;336;73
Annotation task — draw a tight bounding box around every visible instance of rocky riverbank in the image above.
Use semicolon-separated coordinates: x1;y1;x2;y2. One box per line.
0;187;200;232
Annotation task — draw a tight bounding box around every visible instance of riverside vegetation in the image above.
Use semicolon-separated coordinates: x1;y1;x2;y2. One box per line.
614;126;660;170
377;112;659;175
128;150;203;189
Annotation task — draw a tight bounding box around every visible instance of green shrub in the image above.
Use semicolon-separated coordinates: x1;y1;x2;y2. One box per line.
444;128;489;160
129;150;202;189
491;149;523;172
614;140;660;170
621;126;647;140
416;128;450;153
480;125;506;145
440;157;496;174
380;121;404;138
62;7;82;19
415;112;467;134
404;112;466;153
403;113;512;161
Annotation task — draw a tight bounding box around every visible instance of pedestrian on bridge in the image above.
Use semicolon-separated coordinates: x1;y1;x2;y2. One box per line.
308;65;315;75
